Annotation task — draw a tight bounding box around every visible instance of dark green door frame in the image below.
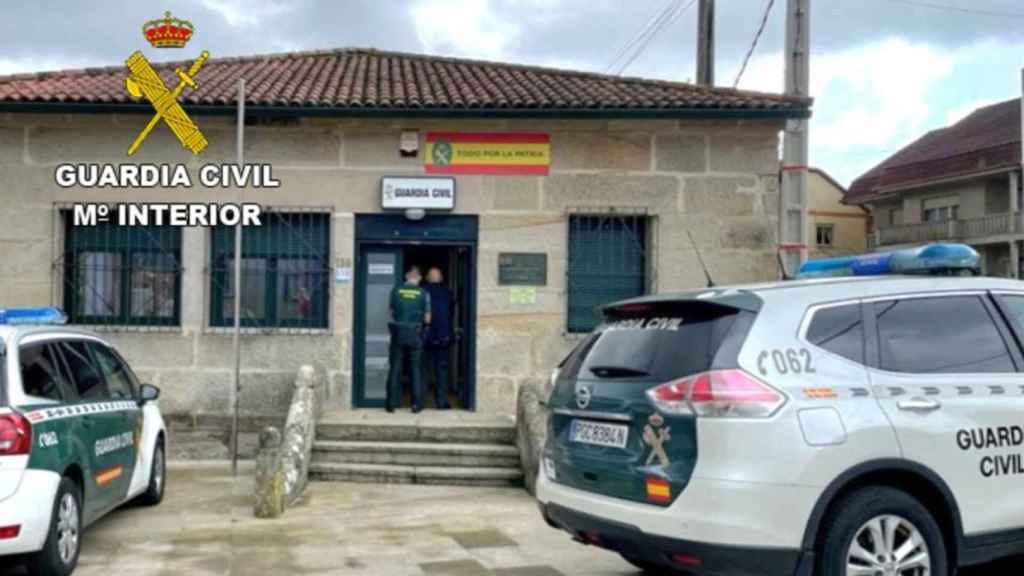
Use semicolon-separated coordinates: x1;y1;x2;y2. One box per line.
352;214;479;410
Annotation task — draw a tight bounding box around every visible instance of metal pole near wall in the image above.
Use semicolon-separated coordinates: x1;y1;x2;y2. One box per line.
696;0;715;86
231;78;246;476
780;0;810;275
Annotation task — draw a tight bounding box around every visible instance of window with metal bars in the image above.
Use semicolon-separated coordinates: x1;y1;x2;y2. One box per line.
62;214;182;326
209;212;330;329
567;214;648;333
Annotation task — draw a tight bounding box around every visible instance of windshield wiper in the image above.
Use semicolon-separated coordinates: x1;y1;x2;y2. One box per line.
587;365;650;378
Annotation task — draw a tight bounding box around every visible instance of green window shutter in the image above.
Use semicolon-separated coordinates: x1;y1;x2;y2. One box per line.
63;214;182;327
567;215;647;333
209;212;330;329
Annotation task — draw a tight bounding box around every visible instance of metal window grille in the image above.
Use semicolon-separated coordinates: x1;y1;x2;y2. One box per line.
209;212;331;329
60;212;182;327
567;214;648;333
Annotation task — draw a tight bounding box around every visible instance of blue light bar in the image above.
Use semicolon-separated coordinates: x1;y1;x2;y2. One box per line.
0;307;68;326
797;243;981;279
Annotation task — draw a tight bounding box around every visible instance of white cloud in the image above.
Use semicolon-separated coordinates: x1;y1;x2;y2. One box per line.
201;0;291;28
410;0;521;59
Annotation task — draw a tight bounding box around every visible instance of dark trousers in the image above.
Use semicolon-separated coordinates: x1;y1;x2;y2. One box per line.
424;345;451;409
386;324;423;410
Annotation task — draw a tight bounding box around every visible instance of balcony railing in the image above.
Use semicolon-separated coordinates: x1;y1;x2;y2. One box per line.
874;212;1022;247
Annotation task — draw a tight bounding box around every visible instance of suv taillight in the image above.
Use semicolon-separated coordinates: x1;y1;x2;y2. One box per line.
0;413;31;456
646;369;786;418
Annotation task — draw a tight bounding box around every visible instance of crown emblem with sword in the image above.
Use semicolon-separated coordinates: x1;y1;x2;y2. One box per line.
123;12;209;156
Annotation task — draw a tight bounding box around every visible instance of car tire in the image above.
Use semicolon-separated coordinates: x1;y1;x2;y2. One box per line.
818;486;948;576
137;439;166;506
25;476;82;576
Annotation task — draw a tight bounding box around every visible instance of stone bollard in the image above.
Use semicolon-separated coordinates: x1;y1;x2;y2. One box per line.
516;379;548;496
253;427;285;519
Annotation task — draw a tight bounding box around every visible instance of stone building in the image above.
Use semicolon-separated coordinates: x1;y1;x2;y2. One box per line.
0;49;810;442
848;98;1023;276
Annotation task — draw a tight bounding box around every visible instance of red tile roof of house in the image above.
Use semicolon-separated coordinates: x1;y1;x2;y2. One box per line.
0;48;810;118
847;98;1022;204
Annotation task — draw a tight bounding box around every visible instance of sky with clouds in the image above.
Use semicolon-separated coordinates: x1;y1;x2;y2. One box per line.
2;0;1024;186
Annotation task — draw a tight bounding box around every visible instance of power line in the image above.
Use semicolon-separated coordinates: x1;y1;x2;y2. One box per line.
614;0;697;76
733;0;776;88
886;0;1024;19
606;0;677;74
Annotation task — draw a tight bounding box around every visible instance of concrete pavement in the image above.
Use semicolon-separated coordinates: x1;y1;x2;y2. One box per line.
2;462;1019;575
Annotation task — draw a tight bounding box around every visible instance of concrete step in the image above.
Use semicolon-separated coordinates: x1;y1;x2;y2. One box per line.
309;462;524;487
312;440;521;468
316;421;516;445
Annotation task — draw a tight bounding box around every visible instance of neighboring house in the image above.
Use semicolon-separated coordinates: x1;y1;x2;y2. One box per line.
807;168;869;259
0;48;810;444
847;98;1023;277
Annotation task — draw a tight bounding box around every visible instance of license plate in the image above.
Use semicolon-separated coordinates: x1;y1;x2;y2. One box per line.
570;420;629;449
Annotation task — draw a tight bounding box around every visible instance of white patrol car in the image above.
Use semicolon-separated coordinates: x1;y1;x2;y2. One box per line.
537;244;1024;576
0;308;166;576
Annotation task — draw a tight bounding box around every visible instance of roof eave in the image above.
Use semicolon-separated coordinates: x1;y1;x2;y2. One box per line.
0;101;811;120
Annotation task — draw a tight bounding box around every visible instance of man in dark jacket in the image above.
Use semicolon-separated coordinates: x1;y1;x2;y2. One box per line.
422;267;455;409
386;266;431;413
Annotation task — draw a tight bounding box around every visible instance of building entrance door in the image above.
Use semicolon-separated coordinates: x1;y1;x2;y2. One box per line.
352;215;477;410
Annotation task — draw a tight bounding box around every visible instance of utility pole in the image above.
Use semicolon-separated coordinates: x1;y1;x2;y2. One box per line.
697;0;715;85
780;0;810;275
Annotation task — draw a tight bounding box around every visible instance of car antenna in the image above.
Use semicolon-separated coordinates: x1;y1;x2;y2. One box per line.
777;249;793;281
685;230;715;287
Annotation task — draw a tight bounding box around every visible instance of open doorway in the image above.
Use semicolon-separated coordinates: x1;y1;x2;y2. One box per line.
352;214;478;411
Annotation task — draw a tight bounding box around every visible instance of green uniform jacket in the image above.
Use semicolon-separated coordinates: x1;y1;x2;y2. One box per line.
390;282;429;326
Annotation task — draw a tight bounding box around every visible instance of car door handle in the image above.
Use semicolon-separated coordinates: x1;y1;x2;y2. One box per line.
897;397;942;413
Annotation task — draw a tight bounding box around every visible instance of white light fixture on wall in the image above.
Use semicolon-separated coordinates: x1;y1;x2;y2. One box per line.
400;130;419;157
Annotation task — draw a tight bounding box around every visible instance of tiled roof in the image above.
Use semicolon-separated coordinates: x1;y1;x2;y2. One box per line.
0;48;810;117
847;98;1022;203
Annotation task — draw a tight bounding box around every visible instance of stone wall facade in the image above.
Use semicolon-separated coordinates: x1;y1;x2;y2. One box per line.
0;112;783;423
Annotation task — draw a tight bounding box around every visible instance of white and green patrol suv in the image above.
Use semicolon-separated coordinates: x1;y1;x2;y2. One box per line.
0;308;166;576
537;245;1024;576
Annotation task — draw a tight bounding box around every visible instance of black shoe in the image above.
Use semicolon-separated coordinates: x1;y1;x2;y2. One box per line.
385;405;395;413
412;405;423;414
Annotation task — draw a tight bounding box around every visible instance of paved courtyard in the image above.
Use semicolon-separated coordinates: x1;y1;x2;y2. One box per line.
2;462;1019;575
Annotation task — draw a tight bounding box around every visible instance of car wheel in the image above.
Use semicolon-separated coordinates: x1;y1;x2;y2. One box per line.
137;440;166;506
26;476;81;576
818;486;948;576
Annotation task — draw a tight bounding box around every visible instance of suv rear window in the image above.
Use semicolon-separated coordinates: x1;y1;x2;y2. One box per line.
561;301;753;382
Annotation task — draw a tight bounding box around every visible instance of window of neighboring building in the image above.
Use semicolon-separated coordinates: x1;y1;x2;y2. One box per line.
874;296;1014;374
922;196;959;223
63;215;182;326
567;215;648;333
210;212;330;329
816;224;835;247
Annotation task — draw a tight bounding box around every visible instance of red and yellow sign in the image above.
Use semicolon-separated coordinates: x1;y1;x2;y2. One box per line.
424;132;550;175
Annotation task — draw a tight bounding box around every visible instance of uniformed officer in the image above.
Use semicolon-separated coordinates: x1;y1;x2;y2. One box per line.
423;267;455;409
386;266;431;413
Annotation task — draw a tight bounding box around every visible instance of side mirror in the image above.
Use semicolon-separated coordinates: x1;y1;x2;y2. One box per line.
138;384;160;405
